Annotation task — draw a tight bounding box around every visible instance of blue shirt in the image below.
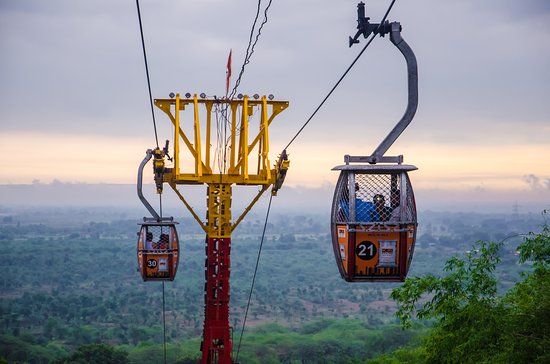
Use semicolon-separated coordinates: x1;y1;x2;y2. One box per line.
340;199;380;222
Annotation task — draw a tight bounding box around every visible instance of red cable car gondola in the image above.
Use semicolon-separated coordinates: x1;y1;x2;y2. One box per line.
137;217;180;281
331;3;419;282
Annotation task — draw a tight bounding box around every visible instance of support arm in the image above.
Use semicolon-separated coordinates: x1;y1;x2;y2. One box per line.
348;1;418;165
369;22;418;163
137;149;161;220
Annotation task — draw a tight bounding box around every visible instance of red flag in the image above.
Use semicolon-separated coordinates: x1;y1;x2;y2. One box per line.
226;49;232;97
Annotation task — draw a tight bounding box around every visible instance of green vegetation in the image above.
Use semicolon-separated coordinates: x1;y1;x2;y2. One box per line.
388;215;550;363
0;207;546;363
234;320;423;363
51;343;129;364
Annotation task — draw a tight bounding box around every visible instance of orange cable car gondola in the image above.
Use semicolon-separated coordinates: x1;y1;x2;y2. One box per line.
136;147;181;281
331;3;419;282
137;217;180;281
331;163;417;282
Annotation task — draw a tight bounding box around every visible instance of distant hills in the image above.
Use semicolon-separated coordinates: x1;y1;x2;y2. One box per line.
1;181;547;214
0;182;334;214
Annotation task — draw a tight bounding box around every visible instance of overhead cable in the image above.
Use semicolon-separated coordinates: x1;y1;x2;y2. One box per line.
135;0;160;149
284;0;397;150
229;0;274;99
235;193;274;362
135;3;168;363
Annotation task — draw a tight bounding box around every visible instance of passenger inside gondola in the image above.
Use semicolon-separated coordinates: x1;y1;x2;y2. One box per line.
158;233;169;250
145;231;154;250
357;193;378;222
339;183;379;222
373;194;392;222
389;190;402;222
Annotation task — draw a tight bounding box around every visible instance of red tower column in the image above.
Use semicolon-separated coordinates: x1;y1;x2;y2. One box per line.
201;236;232;364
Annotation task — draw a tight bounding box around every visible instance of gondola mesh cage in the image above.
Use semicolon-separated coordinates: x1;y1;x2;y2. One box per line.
140;225;175;250
333;171;416;225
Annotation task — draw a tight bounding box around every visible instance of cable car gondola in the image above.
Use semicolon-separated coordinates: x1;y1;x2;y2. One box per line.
331;163;417;282
136;148;180;281
331;2;419;282
137;217;179;281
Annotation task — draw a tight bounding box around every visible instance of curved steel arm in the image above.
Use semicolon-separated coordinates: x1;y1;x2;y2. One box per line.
369;22;418;163
137;149;161;220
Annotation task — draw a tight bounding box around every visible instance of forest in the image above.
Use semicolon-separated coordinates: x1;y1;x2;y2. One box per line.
0;206;548;363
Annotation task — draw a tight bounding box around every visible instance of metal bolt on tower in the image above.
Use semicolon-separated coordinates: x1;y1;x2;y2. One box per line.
151;94;289;363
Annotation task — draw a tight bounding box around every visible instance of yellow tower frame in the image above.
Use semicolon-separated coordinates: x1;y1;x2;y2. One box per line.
154;94;289;235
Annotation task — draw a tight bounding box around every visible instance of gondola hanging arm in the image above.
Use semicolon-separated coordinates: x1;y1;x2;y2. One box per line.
347;1;418;165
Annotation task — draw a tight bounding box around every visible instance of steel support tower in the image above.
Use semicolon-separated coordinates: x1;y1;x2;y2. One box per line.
152;94;289;363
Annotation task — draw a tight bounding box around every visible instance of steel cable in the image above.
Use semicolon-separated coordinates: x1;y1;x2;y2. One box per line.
229;0;274;100
136;0;159;149
234;1;399;359
135;2;168;363
283;0;397;150
235;193;274;362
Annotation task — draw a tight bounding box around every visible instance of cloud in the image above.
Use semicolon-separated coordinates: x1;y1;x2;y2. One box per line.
522;174;550;192
472;0;550;20
1;0;549;210
1;0;549;140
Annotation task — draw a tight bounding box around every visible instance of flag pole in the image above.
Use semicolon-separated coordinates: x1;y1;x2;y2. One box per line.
226;49;232;98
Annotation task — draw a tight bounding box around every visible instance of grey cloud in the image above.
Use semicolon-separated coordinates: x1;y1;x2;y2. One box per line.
523;174;545;190
472;0;550;19
0;0;548;147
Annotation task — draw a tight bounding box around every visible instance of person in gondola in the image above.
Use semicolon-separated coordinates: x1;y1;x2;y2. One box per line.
339;183;379;222
158;233;169;250
373;194;393;221
356;195;378;222
145;231;154;250
389;191;403;222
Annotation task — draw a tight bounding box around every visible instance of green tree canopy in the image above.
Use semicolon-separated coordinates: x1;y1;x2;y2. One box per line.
52;343;129;364
389;217;550;364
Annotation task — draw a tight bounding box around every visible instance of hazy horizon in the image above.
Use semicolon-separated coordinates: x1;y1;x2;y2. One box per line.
1;180;548;215
1;1;549;215
2;3;548;359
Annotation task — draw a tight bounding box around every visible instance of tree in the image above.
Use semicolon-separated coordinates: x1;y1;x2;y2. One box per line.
390;218;550;364
52;343;129;364
493;222;550;363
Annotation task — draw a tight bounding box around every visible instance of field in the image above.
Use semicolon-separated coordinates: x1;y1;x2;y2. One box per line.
0;206;542;363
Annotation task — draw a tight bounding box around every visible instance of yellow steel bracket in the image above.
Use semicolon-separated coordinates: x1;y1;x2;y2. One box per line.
232;184;270;233
168;181;207;233
154;95;212;180
154;94;288;185
153;93;289;236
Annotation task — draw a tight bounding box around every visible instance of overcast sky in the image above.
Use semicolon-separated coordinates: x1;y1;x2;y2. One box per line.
1;0;549;211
